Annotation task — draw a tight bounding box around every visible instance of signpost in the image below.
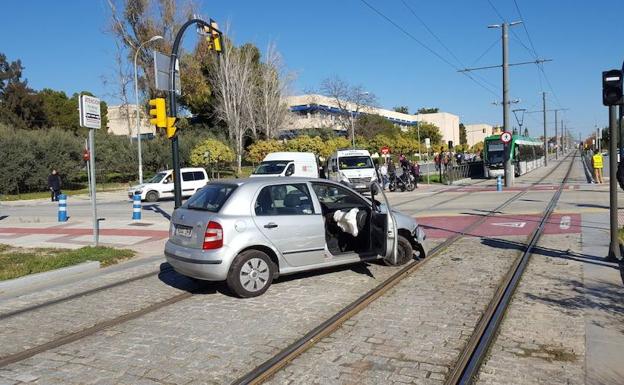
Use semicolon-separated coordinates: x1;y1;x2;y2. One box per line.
380;146;390;155
500;131;512;144
79;94;101;246
500;131;514;186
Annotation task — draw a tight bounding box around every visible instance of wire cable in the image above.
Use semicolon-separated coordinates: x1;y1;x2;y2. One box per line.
358;0;500;98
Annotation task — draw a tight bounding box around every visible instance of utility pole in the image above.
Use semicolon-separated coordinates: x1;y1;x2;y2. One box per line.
554;110;558;159
608;105;621;261
543;92;548;166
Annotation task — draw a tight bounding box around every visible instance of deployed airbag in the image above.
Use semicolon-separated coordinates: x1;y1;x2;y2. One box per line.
333;208;360;237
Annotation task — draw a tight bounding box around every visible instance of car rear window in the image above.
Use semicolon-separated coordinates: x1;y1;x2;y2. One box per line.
184;183;237;212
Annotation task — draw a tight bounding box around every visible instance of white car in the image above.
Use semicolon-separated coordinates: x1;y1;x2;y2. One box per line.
250;152;319;178
128;167;208;202
326;149;378;192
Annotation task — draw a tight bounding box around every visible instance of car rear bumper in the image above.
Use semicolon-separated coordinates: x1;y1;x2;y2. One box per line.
164;240;229;281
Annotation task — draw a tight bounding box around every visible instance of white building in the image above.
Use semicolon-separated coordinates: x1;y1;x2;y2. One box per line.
283;94;460;145
464;124;493;147
106;104;155;138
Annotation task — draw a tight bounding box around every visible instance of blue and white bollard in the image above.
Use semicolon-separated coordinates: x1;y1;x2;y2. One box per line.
132;194;142;221
496;175;503;192
58;194;68;222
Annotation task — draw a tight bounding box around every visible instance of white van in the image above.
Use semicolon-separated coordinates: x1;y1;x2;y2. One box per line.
250;152;319;178
327;149;378;192
128;167;209;202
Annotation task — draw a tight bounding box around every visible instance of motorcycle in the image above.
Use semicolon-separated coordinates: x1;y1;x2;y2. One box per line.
388;169;415;192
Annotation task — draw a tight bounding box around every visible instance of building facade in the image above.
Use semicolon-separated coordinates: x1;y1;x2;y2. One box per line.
464;123;493;147
284;94;460;144
107;104;155;138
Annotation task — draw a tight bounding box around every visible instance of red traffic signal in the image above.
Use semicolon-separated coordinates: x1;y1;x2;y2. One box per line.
83;149;90;161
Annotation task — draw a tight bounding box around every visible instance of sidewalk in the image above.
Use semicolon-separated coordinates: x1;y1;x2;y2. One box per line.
581;212;624;385
0;219;168;256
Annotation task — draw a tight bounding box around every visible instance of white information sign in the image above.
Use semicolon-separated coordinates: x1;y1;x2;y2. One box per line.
424;138;431;149
79;95;101;129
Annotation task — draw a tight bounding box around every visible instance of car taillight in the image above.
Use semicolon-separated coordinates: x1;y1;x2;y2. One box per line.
203;221;223;250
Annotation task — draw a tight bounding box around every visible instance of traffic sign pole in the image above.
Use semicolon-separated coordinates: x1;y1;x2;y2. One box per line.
79;94;101;246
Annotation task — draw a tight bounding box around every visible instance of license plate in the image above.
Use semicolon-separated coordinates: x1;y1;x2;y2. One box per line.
175;226;192;238
356;184;366;189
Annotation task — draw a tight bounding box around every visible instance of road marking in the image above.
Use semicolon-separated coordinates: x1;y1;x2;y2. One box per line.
559;215;571;230
491;221;526;228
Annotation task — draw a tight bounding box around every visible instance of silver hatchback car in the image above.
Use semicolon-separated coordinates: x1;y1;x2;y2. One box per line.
165;177;427;297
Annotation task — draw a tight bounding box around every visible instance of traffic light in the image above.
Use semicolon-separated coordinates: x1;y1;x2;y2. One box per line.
602;69;623;106
149;98;167;128
166;117;177;139
207;19;222;53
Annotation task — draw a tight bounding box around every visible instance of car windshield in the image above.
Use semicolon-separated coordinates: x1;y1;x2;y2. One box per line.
253;160;291;175
146;172;167;183
184;184;237;212
339;156;373;169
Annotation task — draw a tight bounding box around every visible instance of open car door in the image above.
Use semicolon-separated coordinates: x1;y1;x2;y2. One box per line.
369;182;398;265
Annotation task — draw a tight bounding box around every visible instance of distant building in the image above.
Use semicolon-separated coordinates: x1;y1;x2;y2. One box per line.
106;104;155;138
464;124;493;147
283;94;460;145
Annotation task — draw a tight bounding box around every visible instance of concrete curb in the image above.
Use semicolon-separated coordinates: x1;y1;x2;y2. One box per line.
0;261;101;295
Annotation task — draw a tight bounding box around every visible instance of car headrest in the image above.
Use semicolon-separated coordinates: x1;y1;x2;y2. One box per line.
284;192;302;207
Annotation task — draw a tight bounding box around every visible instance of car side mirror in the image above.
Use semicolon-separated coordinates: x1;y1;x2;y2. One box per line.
163;179;169;184
285;164;295;176
332;165;338;172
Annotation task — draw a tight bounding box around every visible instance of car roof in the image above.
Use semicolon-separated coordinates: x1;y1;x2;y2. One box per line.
209;177;334;187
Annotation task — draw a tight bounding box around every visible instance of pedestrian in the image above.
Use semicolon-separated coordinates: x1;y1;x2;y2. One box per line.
47;169;62;202
592;151;604;184
380;162;389;190
411;161;420;188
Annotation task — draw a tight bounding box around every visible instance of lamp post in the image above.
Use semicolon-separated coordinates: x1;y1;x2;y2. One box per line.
134;35;163;184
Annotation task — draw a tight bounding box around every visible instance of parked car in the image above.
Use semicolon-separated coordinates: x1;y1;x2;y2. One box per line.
165;177;427;297
250;152;319;178
127;167;208;202
326;149;378;192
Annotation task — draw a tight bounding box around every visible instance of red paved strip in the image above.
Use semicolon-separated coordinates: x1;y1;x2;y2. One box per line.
418;213;581;239
0;227;169;238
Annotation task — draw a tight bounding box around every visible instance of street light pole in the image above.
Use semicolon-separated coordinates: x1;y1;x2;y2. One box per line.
134;35;163;184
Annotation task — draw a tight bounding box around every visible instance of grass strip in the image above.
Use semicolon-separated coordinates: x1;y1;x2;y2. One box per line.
0;245;135;281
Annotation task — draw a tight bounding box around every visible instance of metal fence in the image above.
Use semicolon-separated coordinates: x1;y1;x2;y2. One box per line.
442;161;484;185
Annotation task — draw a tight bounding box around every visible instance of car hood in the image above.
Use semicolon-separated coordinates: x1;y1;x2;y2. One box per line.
128;184;146;191
392;209;419;233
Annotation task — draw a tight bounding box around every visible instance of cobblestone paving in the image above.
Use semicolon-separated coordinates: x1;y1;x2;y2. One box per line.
475;234;586;385
0;250;452;384
264;236;522;385
0;265;189;358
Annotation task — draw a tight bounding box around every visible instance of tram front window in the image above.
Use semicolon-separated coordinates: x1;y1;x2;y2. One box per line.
487;141;505;164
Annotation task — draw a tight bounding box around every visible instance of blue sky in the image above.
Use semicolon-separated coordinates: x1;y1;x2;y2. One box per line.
1;0;622;139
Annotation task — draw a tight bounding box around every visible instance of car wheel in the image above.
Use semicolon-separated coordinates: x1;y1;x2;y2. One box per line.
145;191;159;202
227;250;275;298
384;235;413;266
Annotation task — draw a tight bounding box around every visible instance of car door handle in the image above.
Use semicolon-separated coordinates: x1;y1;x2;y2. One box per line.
264;223;278;229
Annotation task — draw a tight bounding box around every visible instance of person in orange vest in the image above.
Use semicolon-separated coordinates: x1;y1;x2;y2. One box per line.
592;151;604;184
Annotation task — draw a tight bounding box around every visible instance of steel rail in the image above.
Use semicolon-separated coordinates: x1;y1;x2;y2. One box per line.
446;152;576;385
232;153;574;385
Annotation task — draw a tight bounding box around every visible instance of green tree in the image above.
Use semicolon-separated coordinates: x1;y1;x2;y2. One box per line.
412;122;442;145
417;107;439;114
246;139;285;163
284;135;325;154
393;106;409;114
459;123;467;145
355;114;396;139
320;137;351;158
190;138;235;167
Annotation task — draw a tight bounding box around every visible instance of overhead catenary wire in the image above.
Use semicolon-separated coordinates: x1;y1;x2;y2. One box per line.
358;0;500;98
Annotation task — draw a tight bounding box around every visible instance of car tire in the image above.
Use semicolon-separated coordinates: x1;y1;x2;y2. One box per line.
145;191;159;202
227;250;275;298
384;235;413;266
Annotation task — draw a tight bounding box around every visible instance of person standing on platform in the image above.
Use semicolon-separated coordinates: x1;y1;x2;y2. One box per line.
592;152;604;184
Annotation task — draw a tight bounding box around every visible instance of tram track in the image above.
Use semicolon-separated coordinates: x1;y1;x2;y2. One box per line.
0;155;572;374
231;152;575;385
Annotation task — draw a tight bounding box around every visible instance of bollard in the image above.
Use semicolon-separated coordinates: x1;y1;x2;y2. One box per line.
132;194;142;221
496;175;503;192
58;194;68;222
